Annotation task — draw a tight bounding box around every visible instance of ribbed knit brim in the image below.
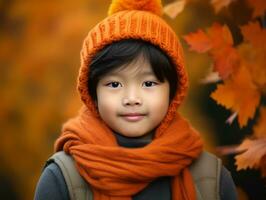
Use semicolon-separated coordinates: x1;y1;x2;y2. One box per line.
78;10;188;135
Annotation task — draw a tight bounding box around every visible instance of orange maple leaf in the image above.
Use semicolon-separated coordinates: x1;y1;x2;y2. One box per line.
183;23;234;52
211;0;236;13
210;46;239;79
247;0;266;18
235;138;266;176
241;22;266;50
183;29;212;53
239;22;266;92
183;23;239;79
238;43;266;93
207;23;240;79
211;66;261;128
253;106;266;138
207;23;234;48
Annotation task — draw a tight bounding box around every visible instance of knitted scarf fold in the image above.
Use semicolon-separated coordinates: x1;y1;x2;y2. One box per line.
55;106;203;200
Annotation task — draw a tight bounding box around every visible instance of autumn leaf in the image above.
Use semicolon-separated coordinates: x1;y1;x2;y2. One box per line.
241;22;266;50
238;43;266;93
184;23;235;51
239;23;266;92
163;0;186;19
207;23;234;48
211;0;236;13
235;138;266;176
247;0;266;18
210;46;239;79
184;23;239;79
204;24;239;79
211;66;261;128
183;29;212;53
253;107;266;138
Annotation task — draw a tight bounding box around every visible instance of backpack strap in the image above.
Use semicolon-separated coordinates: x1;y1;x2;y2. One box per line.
48;151;93;200
189;151;222;200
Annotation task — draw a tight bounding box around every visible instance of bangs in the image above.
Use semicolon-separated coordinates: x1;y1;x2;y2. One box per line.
88;39;178;101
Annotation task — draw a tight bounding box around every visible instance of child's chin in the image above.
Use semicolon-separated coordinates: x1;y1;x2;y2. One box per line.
118;130;148;138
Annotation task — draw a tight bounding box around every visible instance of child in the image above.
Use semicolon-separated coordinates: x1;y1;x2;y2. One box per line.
34;0;237;199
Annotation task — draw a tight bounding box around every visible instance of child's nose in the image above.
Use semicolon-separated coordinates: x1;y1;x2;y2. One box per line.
122;97;142;106
122;89;142;106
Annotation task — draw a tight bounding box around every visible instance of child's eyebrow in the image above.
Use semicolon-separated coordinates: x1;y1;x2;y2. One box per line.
105;70;155;77
139;71;155;76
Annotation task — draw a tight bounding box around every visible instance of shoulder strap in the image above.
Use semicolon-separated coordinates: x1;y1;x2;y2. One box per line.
48;151;93;200
189;151;222;200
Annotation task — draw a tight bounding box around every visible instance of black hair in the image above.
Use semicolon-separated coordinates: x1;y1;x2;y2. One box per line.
88;39;178;101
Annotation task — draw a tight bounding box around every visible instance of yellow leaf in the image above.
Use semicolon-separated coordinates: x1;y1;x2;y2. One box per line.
163;0;186;19
235;138;266;174
253;106;266;138
211;66;261;127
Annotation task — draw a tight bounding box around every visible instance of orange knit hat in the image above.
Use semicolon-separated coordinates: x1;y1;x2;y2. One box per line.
78;0;188;131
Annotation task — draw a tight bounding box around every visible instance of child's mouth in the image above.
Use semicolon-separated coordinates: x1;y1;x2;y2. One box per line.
119;113;146;122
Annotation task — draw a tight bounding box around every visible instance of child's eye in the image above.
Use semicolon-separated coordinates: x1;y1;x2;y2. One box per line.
106;82;122;88
143;81;158;87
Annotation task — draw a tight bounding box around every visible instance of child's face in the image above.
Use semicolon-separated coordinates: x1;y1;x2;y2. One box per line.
96;56;170;138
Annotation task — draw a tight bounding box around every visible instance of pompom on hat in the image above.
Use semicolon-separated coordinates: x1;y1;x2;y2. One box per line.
78;0;188;132
108;0;163;16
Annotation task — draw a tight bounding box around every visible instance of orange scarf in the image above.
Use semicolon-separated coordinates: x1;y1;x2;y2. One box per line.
55;106;203;200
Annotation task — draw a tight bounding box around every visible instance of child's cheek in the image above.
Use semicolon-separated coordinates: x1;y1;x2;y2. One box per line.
97;90;119;113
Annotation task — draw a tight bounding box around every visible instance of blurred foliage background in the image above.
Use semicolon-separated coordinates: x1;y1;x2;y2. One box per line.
0;0;265;199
